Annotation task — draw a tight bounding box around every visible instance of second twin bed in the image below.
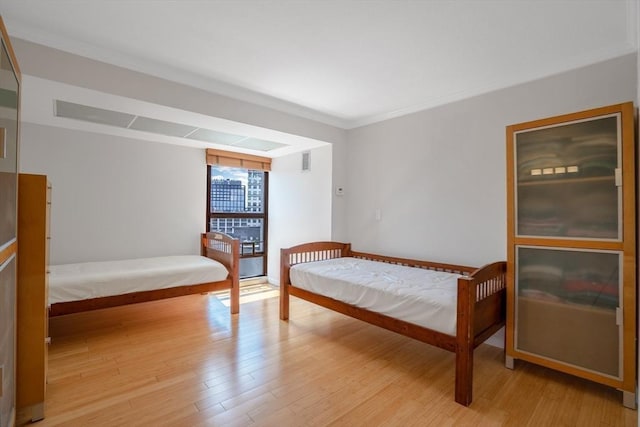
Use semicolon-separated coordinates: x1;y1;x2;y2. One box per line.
280;241;507;407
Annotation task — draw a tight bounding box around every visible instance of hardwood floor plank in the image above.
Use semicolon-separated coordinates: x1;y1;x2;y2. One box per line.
18;290;637;426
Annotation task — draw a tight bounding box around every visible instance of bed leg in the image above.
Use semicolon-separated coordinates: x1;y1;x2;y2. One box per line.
280;284;289;320
455;345;473;406
230;278;239;314
455;276;475;406
280;252;290;320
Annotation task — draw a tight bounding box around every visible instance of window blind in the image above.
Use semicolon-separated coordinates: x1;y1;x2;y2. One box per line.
206;148;271;171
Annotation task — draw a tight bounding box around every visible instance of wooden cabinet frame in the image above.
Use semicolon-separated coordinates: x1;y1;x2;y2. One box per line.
505;102;636;408
17;174;50;421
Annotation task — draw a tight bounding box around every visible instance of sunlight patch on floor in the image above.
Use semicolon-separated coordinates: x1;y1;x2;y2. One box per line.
211;283;279;306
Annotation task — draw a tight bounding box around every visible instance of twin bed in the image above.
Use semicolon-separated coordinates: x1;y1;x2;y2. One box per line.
280;241;506;406
48;232;240;316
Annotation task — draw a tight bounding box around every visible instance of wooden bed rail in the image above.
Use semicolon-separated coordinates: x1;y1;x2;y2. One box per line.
351;250;475;276
280;242;475;275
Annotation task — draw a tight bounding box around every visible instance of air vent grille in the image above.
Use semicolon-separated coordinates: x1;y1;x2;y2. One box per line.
55;101;135;128
54;100;288;152
302;151;311;171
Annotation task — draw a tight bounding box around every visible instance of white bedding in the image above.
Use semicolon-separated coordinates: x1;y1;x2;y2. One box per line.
289;257;463;335
49;255;229;305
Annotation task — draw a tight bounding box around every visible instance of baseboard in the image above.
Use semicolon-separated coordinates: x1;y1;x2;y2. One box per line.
484;326;505;349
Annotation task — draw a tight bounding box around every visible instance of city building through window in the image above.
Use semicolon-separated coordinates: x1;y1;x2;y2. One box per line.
207;165;268;279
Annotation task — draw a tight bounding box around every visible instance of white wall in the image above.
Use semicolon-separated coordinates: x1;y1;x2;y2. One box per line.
268;144;333;284
330;137;348;242
345;53;637;268
19;123;206;264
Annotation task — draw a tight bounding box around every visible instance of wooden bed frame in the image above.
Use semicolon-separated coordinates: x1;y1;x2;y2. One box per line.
280;241;506;406
49;232;240;316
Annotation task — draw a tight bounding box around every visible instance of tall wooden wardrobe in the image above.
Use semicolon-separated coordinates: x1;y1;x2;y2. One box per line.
505;102;636;408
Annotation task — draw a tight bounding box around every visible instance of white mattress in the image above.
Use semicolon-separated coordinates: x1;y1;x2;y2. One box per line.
290;257;463;335
49;255;229;305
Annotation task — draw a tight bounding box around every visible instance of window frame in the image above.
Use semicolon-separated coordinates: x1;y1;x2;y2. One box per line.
206;165;269;278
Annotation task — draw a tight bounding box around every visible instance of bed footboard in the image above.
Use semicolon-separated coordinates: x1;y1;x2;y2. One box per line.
201;232;240;314
455;261;507;405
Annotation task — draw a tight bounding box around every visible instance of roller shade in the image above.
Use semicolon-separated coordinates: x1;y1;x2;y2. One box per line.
206;148;271;171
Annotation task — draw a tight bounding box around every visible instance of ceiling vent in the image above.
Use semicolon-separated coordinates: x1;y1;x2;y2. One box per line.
302;151;311;171
54;100;288;152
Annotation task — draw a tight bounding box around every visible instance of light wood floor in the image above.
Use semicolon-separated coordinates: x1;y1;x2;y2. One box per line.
18;289;637;426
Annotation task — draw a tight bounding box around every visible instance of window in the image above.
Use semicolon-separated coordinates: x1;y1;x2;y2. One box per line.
207;165;268;279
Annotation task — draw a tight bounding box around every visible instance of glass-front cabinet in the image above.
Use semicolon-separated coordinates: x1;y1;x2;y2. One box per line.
515;115;621;240
505;102;636;408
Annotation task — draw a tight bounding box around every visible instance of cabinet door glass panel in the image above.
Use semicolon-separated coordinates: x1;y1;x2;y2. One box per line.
0;40;19;245
515;115;620;240
515;246;620;377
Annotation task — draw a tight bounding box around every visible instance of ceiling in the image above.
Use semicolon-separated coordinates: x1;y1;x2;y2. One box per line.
0;1;637;150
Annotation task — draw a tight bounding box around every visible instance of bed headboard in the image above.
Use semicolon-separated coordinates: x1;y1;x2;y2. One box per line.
201;232;240;277
281;241;352;269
